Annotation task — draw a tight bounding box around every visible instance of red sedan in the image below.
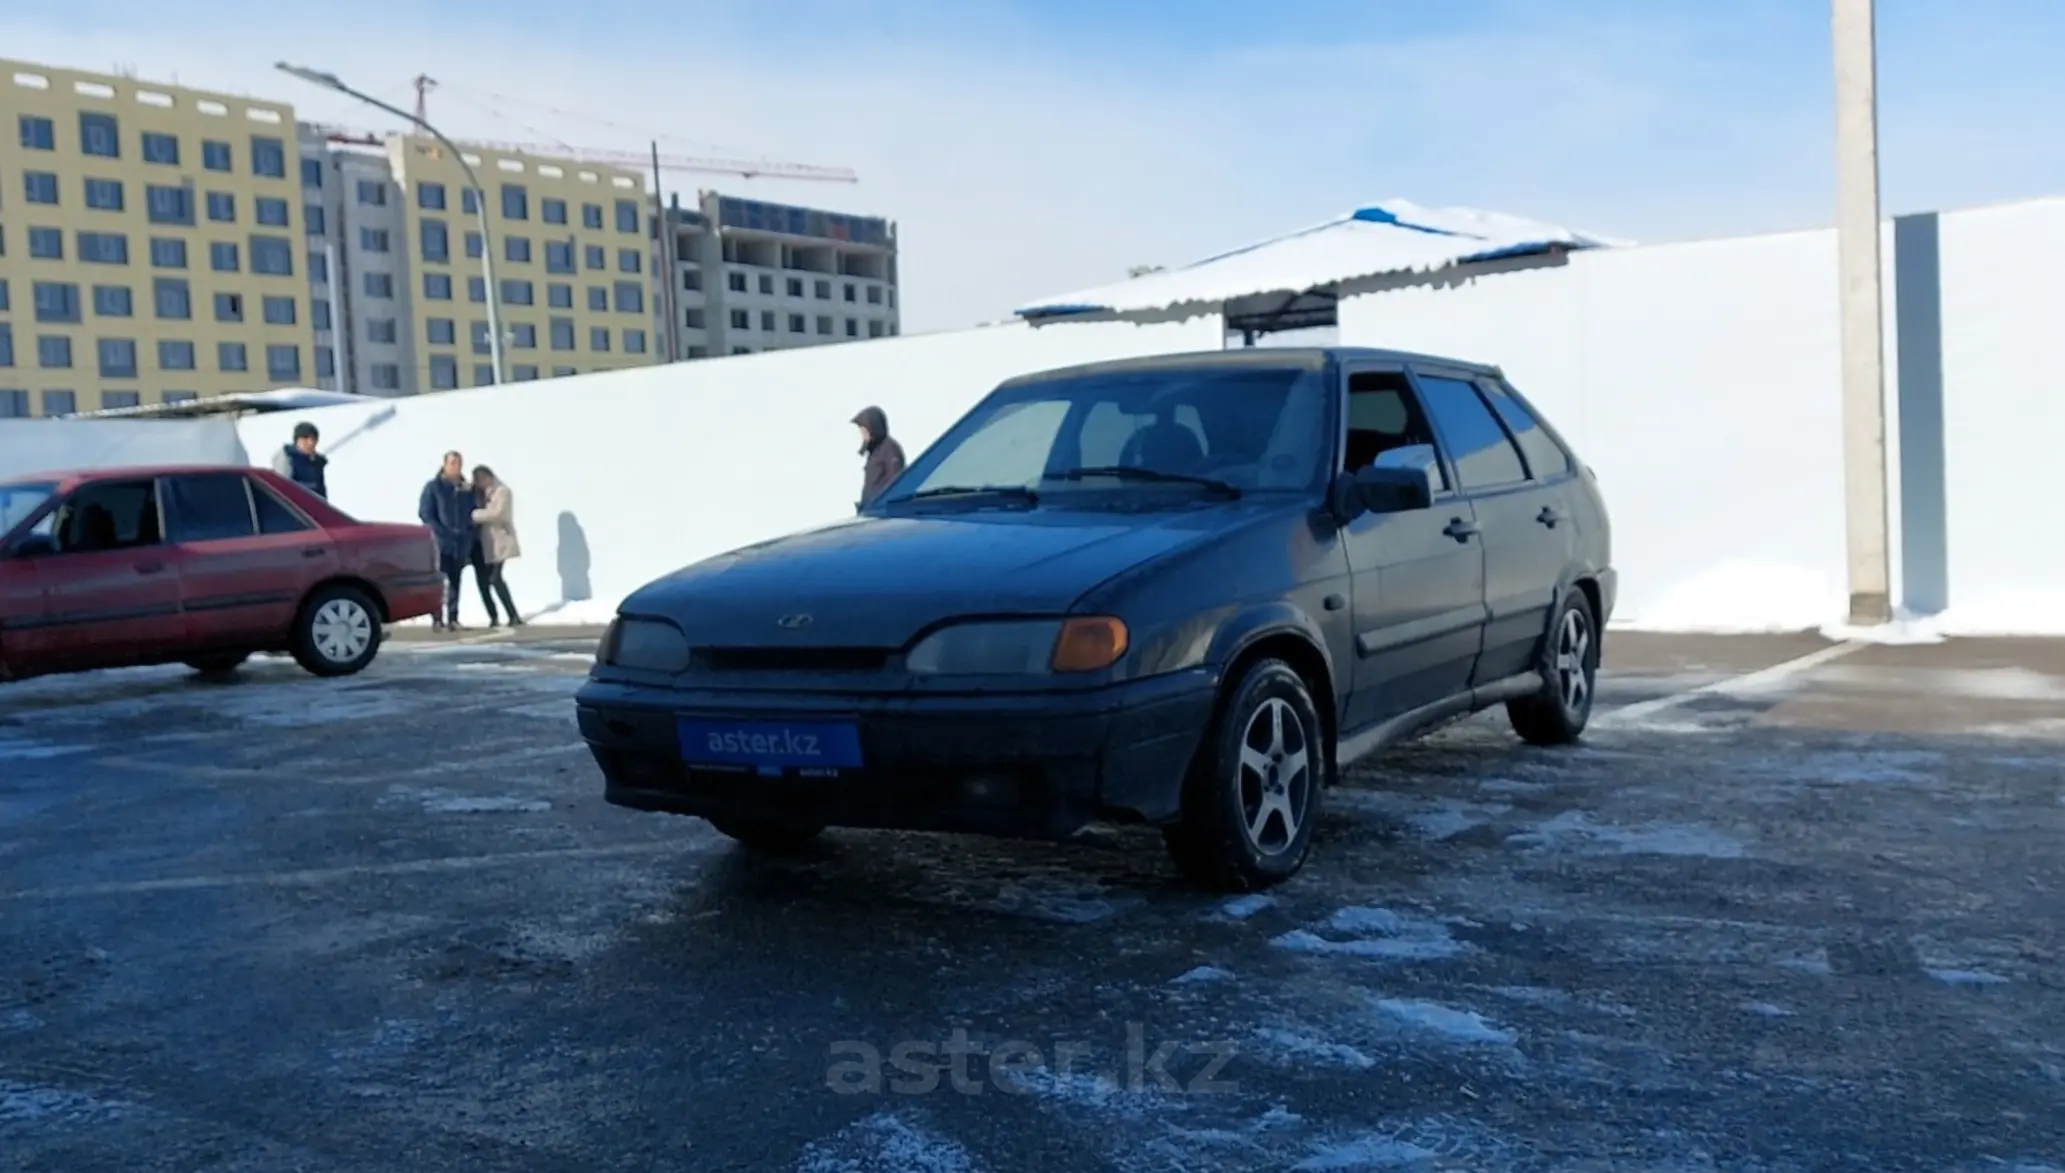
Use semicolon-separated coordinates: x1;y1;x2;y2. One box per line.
0;465;444;683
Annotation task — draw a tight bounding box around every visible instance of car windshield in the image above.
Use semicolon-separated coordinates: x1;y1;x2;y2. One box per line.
887;364;1330;506
0;482;57;536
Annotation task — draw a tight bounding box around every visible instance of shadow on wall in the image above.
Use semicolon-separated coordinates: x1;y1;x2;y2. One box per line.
557;511;592;603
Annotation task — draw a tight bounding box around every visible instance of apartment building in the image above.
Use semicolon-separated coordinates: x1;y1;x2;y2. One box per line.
662;191;898;360
1;58;314;417
298;128;415;397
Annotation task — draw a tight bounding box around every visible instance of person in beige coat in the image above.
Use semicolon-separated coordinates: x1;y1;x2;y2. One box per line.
469;465;524;628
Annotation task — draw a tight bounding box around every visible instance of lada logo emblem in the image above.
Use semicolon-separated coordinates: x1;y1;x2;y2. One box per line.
775;613;813;630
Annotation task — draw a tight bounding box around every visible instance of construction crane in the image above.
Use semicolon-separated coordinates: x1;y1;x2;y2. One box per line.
399;74;856;184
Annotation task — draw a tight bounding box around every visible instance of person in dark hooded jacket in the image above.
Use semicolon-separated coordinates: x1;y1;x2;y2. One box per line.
852;405;906;509
271;422;329;498
417;450;478;631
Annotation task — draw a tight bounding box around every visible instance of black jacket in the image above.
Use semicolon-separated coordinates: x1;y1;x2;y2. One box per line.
853;405;907;508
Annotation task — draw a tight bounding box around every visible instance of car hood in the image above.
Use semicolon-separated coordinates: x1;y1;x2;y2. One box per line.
620;506;1244;648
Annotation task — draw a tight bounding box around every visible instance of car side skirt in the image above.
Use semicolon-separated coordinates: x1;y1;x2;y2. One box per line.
1333;671;1543;770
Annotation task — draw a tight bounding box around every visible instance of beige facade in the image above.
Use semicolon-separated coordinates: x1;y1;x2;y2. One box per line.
1;58;314;417
387;136;656;390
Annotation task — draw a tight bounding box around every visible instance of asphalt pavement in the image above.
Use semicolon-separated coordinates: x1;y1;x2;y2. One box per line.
3;629;2063;1172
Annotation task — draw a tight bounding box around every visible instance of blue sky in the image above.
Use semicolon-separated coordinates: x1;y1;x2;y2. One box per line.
7;1;2063;330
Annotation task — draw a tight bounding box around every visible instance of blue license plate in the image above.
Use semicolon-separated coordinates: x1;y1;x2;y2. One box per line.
676;717;864;772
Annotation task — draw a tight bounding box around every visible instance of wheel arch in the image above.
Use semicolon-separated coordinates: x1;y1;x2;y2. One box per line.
1205;606;1341;783
298;575;391;623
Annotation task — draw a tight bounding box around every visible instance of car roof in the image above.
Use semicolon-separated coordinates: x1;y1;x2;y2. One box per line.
997;345;1502;388
0;464;264;490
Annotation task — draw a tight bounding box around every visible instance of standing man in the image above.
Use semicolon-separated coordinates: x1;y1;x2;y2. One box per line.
852;405;907;510
417;451;477;632
271;422;329;498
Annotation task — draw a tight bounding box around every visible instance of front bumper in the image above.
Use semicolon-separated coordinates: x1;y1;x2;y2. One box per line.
575;669;1219;838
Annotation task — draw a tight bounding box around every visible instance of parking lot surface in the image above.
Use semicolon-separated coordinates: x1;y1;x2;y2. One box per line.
4;628;2063;1172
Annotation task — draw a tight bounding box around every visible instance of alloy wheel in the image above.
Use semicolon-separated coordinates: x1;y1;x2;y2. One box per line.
1237;697;1311;855
1555;606;1592;713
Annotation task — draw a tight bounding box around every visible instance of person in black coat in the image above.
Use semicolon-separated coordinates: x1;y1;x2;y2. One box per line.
271;421;329;498
417;450;478;631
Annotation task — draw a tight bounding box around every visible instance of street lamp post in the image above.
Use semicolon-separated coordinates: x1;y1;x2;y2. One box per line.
276;62;506;387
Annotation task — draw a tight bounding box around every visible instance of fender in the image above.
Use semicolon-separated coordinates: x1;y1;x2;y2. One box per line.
1203;600;1342;710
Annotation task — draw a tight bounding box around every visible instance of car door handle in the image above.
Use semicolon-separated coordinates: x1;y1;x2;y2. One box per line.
301;546;327;558
1443;518;1478;542
135;561;166;575
1536;506;1562;528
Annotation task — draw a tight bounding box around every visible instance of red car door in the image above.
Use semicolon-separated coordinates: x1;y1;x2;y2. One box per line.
0;550;44;679
17;477;187;674
162;471;336;650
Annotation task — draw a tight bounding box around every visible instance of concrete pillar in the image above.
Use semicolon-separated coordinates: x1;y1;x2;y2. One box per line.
1832;0;1893;624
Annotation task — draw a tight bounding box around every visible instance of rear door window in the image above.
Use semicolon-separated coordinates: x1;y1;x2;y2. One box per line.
1476;377;1571;479
1411;373;1528;492
164;473;257;543
49;479;163;552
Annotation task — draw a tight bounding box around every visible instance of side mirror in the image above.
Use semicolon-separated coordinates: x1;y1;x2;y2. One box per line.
1356;443;1439;512
8;534;56;559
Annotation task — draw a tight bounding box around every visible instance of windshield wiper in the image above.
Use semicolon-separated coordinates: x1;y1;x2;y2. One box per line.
1044;466;1242;497
894;484;1040;504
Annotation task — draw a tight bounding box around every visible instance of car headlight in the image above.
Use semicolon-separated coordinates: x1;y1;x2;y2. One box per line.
601;616;692;672
906;616;1128;675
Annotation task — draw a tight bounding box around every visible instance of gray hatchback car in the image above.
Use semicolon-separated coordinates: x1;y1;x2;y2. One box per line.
578;347;1615;890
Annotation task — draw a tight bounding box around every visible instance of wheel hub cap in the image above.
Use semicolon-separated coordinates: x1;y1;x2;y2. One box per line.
1237;697;1311;856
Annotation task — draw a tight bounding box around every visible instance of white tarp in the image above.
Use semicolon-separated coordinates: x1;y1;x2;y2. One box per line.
0;419;248;483
1017;199;1619;324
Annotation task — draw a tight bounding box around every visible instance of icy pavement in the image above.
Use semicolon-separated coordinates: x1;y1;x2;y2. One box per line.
3;631;2064;1172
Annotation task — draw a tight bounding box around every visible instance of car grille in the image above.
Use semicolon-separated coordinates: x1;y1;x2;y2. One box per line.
693;646;894;672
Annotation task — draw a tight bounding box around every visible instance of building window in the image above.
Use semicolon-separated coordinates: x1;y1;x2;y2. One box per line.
549;318;575;351
309;251;329;282
370;363;400;390
356;179;387;206
79;112;120;158
41;390;76;416
542;197;567;225
163;391;198;405
468;277;486;303
0;282;7;314
844;283;856;303
407;221;447;265
584;244;606;270
623;329;647;353
250;236;294;276
84;178;124;211
98;338;138;379
510;323;537;349
547;283;573;308
867;286;883;305
582;203;604;230
24;171;60;204
315;347;336;378
359;227;390;253
33;282;81;324
502;279;534;306
154;278;191;320
466;232;483;259
473;364;495;386
363;272;395;299
203;140;232;171
0;390;24;419
0;326;10;368
682;268;701;291
263;296;297;326
545;241;575;274
305;206;326;235
501;184;528;220
729;310;750;330
788;314;806;333
868;319;885;338
506;236;531;263
620;248;642;274
424;273;453;300
78;232;129;265
146;185;194;225
92;285;133;317
29;228;64;260
686;346;707;359
19;115;56;150
588;326;610;351
419;181;446;210
513;364;539;381
727;272;747;293
684;308;705;329
757;274;773;296
250;136;287;179
761;310;776;332
615;199;638;233
206;192;236;222
587;286;608;312
427;318;456;345
151;238;187;269
613;281;644;313
815;280;832;300
781;277;801;298
733;346;751;356
429;355;458;390
470;322;492;354
158;339;196;371
553;366;576;378
846;318;859;337
214;292;244;322
101;391;140;410
210;242;240;272
461;187;480;215
816;315;833;336
256;197;291;227
368;318;397;343
312;300;332;331
267;345;302;380
301;157;323;187
38;335;73;369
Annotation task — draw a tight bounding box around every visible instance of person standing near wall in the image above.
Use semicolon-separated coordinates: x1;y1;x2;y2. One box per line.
271;422;329;498
853;406;907;509
469;465;524;629
417;451;478;632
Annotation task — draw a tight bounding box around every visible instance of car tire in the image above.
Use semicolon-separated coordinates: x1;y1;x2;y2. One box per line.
707;816;825;852
1507;587;1599;746
291;584;383;678
184;652;250;676
1163;658;1326;892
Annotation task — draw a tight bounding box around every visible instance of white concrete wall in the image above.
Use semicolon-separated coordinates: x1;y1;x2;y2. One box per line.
0;419;248;483
1340;195;2065;635
236;319;1218;624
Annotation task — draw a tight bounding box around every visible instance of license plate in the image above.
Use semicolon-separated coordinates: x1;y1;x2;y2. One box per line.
676;717;864;773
